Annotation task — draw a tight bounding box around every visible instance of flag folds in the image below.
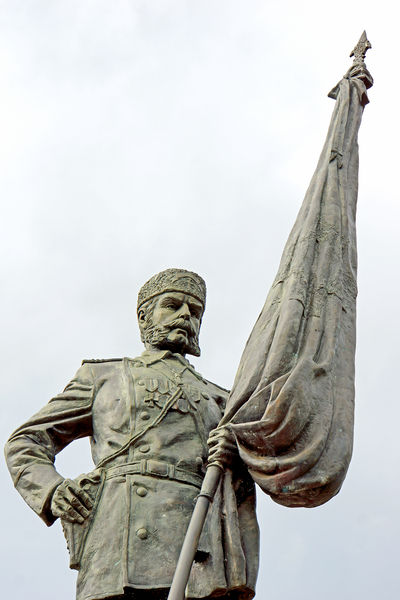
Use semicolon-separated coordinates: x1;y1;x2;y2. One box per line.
226;64;373;507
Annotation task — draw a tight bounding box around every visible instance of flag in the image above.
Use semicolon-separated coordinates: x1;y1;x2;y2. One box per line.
168;34;373;600
226;53;373;508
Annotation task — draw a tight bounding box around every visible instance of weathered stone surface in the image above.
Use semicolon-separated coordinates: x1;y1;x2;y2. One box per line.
5;37;372;600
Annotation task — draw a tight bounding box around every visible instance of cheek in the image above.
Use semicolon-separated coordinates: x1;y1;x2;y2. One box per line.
192;319;201;333
153;308;174;325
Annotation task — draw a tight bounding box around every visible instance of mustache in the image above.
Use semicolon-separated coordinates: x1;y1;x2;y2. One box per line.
141;315;201;357
165;318;196;336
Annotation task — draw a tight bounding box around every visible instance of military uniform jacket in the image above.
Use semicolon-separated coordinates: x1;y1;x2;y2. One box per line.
5;350;259;600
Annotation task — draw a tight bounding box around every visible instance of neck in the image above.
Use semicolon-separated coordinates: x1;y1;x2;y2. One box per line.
144;343;186;358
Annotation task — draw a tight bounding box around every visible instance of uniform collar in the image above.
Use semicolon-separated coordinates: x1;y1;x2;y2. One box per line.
136;349;190;367
133;350;204;381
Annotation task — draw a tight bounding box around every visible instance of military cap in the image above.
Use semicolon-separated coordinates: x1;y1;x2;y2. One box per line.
137;268;206;312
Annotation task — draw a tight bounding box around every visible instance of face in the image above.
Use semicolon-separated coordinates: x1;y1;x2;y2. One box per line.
139;292;204;356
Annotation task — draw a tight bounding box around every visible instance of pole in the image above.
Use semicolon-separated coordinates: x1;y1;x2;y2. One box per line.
167;465;222;600
168;31;373;600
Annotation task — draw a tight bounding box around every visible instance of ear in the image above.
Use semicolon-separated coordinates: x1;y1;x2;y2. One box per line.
138;309;146;323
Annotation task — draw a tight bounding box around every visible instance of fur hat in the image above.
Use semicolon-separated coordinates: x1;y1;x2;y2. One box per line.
137;268;206;312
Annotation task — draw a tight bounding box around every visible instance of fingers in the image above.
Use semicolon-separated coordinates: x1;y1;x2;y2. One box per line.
207;444;236;463
51;499;85;523
208;441;237;456
62;505;86;524
207;426;236;448
51;479;93;523
70;494;91;520
207;426;238;469
73;487;94;511
208;433;236;451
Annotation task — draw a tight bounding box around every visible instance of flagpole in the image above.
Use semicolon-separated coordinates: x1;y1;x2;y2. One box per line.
167;31;372;600
167;465;222;600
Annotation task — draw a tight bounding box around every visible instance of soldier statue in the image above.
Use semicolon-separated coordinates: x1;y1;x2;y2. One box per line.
5;34;373;600
5;269;258;600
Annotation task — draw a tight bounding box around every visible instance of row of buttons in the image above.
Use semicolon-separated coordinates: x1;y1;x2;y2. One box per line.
135;483;148;539
139;410;149;456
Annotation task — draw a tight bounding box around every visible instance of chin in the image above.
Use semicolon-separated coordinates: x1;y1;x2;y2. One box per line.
189;345;201;357
166;330;188;347
167;333;201;357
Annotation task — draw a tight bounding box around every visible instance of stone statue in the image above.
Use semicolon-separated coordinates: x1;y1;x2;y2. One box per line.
5;34;373;600
5;268;257;600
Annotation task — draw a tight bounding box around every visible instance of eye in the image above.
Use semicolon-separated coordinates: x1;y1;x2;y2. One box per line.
163;300;179;310
190;306;202;319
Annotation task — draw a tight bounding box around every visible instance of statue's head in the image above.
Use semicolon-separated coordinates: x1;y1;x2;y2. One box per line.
137;268;206;357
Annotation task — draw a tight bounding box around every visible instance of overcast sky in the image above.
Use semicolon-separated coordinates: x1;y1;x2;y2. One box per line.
1;2;399;599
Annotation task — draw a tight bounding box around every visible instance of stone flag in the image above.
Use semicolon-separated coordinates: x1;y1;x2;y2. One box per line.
226;57;373;508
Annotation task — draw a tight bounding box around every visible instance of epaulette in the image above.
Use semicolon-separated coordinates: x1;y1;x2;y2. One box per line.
82;358;123;365
183;361;230;394
203;379;230;394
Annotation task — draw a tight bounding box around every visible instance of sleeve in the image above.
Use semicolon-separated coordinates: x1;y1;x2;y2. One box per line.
4;363;95;526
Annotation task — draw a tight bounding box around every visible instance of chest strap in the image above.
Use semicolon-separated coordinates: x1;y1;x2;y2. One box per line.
105;459;204;489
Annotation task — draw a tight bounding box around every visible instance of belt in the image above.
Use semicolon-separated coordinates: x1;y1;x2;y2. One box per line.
105;459;203;489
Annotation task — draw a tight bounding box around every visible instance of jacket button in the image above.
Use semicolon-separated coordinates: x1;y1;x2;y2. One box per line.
136;528;148;540
140;412;150;420
137;380;144;386
136;486;148;497
195;456;203;468
139;444;150;453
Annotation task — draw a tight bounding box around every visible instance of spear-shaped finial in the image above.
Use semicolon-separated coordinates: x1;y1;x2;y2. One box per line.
328;31;373;101
350;30;371;64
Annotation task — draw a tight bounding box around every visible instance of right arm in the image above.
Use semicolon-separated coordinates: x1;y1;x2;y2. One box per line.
4;362;94;526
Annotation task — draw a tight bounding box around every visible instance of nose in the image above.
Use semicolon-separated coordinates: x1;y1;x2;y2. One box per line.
177;302;191;320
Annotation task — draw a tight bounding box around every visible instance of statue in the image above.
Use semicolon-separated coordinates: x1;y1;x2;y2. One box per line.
6;268;253;600
5;33;373;600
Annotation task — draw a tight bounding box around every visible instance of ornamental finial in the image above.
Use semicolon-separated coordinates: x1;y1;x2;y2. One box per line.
350;30;371;64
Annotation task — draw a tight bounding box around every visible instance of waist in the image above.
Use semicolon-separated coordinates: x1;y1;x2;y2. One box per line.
104;458;204;489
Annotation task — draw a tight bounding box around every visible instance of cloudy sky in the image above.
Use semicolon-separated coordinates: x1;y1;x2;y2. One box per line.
1;2;399;599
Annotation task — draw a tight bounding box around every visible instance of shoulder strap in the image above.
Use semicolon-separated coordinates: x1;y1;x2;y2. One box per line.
96;386;183;469
82;358;122;365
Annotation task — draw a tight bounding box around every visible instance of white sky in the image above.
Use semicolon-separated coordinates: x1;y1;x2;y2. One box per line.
1;2;399;599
